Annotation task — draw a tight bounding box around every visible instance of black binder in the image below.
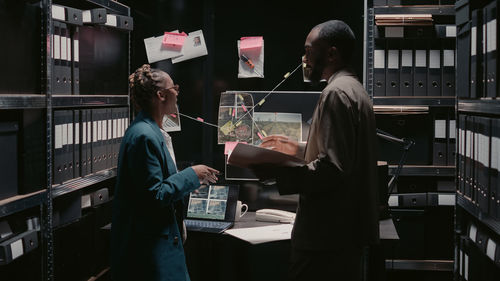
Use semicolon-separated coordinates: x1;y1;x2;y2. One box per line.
465;115;474;200
427;41;441;96
59;22;72;94
441;39;455;96
106;108;113;170
73;110;81;179
458;115;466;195
475;117;490;214
83;109;92;176
400;42;413;96
53;110;64;184
447;117;456;166
485;1;498;98
470;9;482;99
456;23;471;98
385;44;400;96
104;14;134;31
413;42;427;96
82;8;107;25
53;21;63;95
91;109;99;173
374;45;386;96
433;117;447;165
64;110;74;182
492;119;500;220
71;26;79;95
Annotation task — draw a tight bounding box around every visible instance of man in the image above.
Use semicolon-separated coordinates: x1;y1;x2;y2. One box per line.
258;20;379;281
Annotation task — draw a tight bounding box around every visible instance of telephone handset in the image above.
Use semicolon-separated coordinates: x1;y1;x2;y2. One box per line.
255;209;296;223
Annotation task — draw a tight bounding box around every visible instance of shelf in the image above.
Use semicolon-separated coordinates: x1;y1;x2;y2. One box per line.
374;5;455;16
85;0;130;16
388;165;455;177
373;96;455;107
0;190;46;219
52;168;116;199
458;99;500;116
52;95;129;108
388;192;455;207
385;259;453;271
456;193;500;237
0;95;46;109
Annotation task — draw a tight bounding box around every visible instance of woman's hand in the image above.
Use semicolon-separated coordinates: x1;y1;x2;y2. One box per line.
260;135;299;156
191;165;220;184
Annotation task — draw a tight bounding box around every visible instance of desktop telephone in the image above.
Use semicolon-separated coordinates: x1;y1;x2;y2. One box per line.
255;209;296;223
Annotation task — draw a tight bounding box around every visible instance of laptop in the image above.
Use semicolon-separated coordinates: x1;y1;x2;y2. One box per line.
184;184;239;233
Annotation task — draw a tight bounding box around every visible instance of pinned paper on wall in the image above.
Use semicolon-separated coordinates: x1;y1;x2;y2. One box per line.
162;31;187;51
171;30;208;64
144;30;184;63
162;106;181;132
238;38;264;78
240;36;263;55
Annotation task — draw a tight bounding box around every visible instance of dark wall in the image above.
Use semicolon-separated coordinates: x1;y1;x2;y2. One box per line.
124;0;364;170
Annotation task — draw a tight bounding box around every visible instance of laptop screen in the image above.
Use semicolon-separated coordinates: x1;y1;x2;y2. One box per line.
186;185;239;221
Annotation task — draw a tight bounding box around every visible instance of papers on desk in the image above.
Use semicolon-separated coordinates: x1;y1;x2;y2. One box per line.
224;224;293;245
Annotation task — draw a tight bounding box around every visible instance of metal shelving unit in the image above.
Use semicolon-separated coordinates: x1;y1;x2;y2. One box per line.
52;95;129;108
458;99;500;116
388;165;455;177
52;168;116;199
0;95;47;109
374;5;455;16
456;193;500;238
0;190;47;219
374;96;456;107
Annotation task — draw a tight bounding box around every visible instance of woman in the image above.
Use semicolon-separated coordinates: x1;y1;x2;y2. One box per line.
111;64;219;281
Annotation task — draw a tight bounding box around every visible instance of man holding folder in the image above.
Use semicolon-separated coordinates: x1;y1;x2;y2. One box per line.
254;20;380;281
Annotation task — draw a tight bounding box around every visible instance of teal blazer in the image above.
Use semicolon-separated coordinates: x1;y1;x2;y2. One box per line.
111;111;199;281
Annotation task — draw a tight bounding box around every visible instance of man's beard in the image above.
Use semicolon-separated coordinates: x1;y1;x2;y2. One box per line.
308;59;325;86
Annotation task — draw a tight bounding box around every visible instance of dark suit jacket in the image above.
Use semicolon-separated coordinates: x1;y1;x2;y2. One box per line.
276;69;380;251
111;111;199;281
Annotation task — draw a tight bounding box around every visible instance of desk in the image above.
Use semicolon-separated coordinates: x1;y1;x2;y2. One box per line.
184;212;399;281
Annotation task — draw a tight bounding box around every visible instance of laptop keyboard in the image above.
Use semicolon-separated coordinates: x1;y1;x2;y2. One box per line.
185;220;233;233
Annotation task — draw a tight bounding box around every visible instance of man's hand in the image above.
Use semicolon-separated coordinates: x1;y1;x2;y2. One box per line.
260;135;299;156
191;165;219;184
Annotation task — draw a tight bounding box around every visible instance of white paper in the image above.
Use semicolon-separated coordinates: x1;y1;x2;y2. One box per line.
103;120;108;140
62;124;68;146
98;121;102;141
93;121;97;143
81;194;91;208
468;224;477;242
464;254;469;280
471;27;477;56
491;137;499;170
443;50;454;67
388;50;399;69
487;239;496;260
82;10;92;23
74;40;79;62
108;120;112;140
172;30;208;64
82;122;87;144
113;119;117;139
52;5;65;21
446;26;457;37
237;40;264;78
68;123;73;145
388;195;398;207
415;50;426;67
224;224;293;244
106;14;117;27
438;194;455;206
143;30;184;64
429;50;440;68
87;122;91;144
401;50;412;67
483;24;487;55
466;131;471;158
67;37;71;62
385;26;404;38
487;19;497;53
10;239;23;260
435;120;446;139
55;125;63;149
374;49;385;69
449;120;456;139
61;35;67;61
459;250;463;277
54;35;61;60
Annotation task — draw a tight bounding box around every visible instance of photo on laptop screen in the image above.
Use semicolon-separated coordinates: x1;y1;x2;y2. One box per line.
187;185;230;220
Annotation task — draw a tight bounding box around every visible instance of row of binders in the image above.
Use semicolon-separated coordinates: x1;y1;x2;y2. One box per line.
433;114;456;166
456;222;500;280
456;0;500;99
0;219;39;265
457;114;500;220
374;37;455;96
53;107;129;185
50;4;133;95
373;0;454;5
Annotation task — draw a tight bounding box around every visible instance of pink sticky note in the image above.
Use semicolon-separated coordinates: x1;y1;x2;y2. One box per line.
240;36;263;52
232;108;235;117
170;114;177;118
196;117;204;122
162;32;187;51
241;104;247;112
224;141;247;155
257;132;263;140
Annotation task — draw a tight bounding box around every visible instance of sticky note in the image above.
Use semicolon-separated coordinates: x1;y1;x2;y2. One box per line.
262;130;267;137
224;141;239;155
241;104;247;112
257;132;263;140
220;121;235;135
235;120;242;127
229;108;232;116
258;99;265;106
196;117;204;122
238;94;244;101
284;72;290;78
162;32;187;51
232;108;235;117
240;36;263;52
170;114;177;118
